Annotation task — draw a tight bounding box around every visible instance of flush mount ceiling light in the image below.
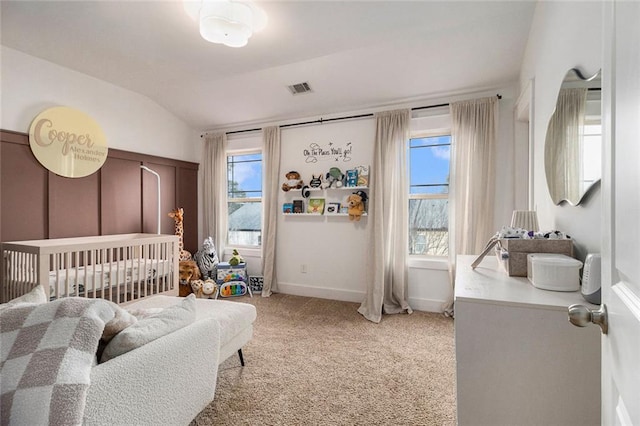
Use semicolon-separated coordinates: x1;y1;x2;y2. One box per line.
184;0;267;48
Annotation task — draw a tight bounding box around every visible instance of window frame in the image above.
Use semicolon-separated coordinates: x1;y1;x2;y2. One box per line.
226;148;263;248
408;130;452;258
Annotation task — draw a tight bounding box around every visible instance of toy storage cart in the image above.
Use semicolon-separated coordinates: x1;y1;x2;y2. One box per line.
215;262;252;298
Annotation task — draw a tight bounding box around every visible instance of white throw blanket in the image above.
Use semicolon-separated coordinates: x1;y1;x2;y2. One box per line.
1;298;116;426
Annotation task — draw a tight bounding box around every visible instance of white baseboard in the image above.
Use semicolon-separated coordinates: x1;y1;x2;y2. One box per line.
276;282;365;303
408;297;446;313
276;282;446;313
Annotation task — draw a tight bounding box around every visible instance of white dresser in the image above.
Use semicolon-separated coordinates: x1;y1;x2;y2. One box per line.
455;255;601;426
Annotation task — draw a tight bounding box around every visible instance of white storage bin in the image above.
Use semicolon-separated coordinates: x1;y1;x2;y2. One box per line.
527;253;583;291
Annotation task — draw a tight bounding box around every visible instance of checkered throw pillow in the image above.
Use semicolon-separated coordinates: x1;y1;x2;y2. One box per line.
1;298;116;426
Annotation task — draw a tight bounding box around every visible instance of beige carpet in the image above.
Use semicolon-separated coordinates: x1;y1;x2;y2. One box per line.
192;293;456;425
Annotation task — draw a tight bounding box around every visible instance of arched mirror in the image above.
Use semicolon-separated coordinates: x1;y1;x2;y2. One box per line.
544;68;602;205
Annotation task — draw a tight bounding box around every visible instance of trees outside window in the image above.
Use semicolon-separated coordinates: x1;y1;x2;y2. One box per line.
408;135;451;256
227;152;262;247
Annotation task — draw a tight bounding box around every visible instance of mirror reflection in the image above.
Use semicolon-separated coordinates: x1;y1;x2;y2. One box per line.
544;68;602;206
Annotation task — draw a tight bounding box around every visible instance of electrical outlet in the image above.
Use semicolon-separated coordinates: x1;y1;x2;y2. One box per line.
301;264;308;273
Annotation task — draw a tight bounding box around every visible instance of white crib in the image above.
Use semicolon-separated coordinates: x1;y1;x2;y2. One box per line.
1;233;179;304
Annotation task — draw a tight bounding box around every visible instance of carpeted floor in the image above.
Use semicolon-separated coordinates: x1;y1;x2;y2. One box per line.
191;293;456;426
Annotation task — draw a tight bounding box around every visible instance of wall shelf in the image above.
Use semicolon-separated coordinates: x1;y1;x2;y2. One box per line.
282;186;369;218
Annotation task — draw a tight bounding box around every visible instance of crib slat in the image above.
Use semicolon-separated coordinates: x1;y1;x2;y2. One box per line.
91;249;97;298
74;251;80;297
100;248;106;301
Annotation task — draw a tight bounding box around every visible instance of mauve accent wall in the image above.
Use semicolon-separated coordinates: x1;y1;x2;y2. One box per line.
177;166;199;255
100;157;143;235
0;130;199;253
1;132;48;240
49;171;100;238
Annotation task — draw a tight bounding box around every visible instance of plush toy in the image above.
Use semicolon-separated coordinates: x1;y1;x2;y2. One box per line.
347;191;368;221
323;167;344;189
169;207;193;261
282;171;304;192
179;260;201;296
190;279;204;297
194;236;219;280
202;279;217;299
309;174;323;188
228;249;244;266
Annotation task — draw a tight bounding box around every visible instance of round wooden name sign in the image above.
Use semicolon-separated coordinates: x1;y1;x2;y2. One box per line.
29;106;108;178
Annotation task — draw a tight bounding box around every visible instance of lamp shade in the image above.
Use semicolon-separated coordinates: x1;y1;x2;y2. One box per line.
510;210;540;232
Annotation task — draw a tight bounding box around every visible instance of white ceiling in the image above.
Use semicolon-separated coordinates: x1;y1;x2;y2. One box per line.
1;1;536;131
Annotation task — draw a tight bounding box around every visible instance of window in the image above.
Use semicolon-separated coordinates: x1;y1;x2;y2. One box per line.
227;151;262;247
408;135;451;256
581;123;601;194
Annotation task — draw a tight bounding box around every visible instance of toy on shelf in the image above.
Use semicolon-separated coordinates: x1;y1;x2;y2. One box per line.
345;169;358;187
282;171;304;192
347;190;368;221
326;202;341;214
323;167;344;189
307;198;325;214
309;174;323;188
355;165;369;187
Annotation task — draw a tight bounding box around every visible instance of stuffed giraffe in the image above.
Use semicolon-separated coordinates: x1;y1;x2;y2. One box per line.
168;207;193;261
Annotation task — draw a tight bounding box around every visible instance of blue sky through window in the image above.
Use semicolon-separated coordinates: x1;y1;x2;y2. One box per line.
228;153;262;198
410;135;451;194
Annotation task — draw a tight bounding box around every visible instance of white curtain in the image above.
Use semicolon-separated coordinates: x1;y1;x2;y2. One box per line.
358;109;412;323
444;96;498;315
203;132;228;257
451;96;498;256
261;126;281;297
545;88;587;203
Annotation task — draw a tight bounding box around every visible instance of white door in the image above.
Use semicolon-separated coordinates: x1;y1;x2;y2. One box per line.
601;1;640;424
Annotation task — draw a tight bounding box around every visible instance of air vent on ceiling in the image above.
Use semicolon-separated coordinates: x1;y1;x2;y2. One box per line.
287;81;313;95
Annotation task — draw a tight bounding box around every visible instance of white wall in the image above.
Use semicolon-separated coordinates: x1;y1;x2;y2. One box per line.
519;2;602;261
271;90;521;312
276;118;375;303
1;47;200;162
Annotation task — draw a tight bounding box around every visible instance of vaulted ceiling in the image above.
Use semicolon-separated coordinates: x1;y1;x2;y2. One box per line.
1;1;536;130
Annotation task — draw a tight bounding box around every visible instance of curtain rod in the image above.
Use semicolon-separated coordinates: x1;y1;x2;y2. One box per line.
201;94;502;137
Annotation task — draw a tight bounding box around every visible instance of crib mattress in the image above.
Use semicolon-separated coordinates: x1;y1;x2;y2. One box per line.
49;259;172;298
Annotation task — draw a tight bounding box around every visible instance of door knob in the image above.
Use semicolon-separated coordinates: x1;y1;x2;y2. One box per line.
568;304;608;334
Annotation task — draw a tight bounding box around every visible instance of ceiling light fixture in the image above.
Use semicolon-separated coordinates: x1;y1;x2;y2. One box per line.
184;0;267;48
